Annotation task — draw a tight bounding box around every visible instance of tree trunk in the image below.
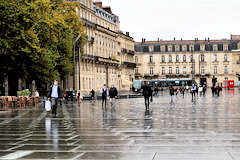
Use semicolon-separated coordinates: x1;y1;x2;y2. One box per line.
8;71;19;96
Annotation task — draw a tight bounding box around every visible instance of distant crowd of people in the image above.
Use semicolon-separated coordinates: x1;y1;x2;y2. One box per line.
46;79;224;117
141;81;223;110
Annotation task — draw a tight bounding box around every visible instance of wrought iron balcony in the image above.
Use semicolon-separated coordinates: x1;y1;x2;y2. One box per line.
122;62;136;68
121;48;135;55
80;18;96;28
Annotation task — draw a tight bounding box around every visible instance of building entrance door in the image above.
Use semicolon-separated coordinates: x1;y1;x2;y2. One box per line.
200;78;207;86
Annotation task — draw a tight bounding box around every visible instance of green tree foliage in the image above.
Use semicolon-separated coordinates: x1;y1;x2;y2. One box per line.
0;0;85;95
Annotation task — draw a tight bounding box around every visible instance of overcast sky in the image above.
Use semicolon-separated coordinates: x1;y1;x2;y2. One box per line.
100;0;240;42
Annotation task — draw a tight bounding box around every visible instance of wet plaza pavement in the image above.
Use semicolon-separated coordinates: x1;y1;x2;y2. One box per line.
0;89;240;159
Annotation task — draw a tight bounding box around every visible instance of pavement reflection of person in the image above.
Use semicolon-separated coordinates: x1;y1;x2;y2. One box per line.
191;104;197;129
109;107;116;127
144;110;153;135
102;107;108;125
45;118;51;140
52;119;59;150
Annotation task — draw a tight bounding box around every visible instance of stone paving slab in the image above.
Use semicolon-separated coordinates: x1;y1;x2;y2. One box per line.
77;152;155;160
16;152;82;160
0;90;240;159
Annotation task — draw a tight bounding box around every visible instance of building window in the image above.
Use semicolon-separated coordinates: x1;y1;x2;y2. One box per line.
200;55;205;62
224;66;228;74
214;66;218;74
213;45;218;51
135;68;138;74
176;55;179;62
162;67;165;75
169;55;172;62
135;56;138;63
190;67;193;74
224;54;228;62
183;66;187;74
183;55;186;62
214;54;217;62
150;56;153;63
169;67;172;74
149;46;154;52
150;67;154;75
190;55;193;62
162;56;165;62
201;66;205;74
224;45;228;51
176;67;179;74
218;44;223;51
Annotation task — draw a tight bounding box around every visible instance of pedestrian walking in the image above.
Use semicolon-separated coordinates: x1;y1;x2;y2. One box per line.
203;85;206;96
186;85;189;92
47;80;62;118
77;91;82;104
181;86;185;98
196;85;199;96
63;89;69;104
100;84;108;108
191;84;196;101
169;85;175;103
211;86;215;96
109;84;118;106
199;85;203;96
142;81;152;110
216;85;221;96
90;89;95;102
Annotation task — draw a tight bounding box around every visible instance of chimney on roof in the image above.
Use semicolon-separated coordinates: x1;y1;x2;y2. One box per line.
157;38;160;42
94;1;103;8
205;38;207;41
174;37;176;41
181;38;182;41
126;32;129;36
208;37;210;42
144;39;146;42
142;38;144;43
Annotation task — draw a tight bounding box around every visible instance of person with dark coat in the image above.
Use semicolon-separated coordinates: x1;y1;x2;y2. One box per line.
100;84;108;108
109;84;118;106
90;89;95;101
48;80;62;117
211;86;215;96
169;86;175;102
142;81;152;110
203;85;207;96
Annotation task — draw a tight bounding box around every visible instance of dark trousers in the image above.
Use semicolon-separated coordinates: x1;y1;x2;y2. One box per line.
51;98;58;116
191;91;195;101
144;96;150;110
102;97;107;108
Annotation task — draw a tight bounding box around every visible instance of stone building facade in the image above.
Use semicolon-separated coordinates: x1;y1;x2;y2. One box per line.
134;35;240;87
65;0;135;94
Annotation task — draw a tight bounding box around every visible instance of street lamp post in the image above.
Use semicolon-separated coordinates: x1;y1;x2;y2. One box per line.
73;35;81;91
191;47;195;85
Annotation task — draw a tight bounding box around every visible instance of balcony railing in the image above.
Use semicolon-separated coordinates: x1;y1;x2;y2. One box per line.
122;62;136;68
121;48;135;55
80;18;96;28
148;62;155;65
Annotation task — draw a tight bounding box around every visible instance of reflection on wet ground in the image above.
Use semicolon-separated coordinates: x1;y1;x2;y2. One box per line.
0;89;240;159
